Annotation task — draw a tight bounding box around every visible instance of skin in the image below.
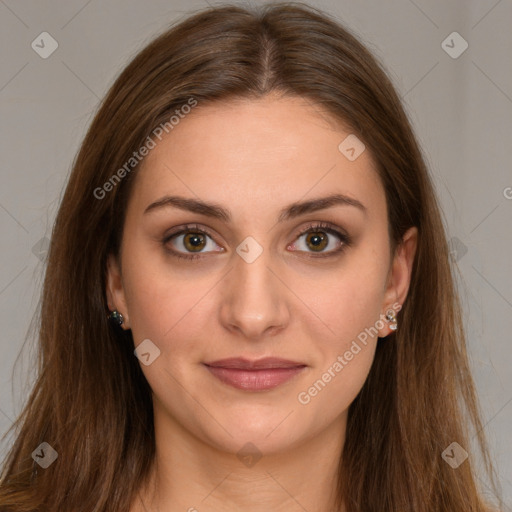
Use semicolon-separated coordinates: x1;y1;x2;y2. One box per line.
106;94;417;512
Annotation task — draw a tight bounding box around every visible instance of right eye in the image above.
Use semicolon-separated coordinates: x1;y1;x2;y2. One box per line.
162;224;225;260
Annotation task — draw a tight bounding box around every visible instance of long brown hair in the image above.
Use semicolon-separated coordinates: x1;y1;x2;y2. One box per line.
0;2;502;511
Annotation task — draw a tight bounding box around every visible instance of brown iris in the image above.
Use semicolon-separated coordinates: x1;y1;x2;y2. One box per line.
305;231;328;252
183;232;206;252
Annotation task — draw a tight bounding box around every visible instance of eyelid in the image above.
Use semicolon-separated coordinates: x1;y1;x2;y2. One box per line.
293;221;349;240
163;223;217;242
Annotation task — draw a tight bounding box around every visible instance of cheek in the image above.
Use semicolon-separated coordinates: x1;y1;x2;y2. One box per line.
294;270;385;413
297;340;376;418
292;247;388;399
122;251;219;350
296;253;388;345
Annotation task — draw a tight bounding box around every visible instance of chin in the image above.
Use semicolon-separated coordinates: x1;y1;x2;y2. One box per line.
198;407;315;456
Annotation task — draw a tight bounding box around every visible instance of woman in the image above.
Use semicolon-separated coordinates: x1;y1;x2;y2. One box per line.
0;3;502;511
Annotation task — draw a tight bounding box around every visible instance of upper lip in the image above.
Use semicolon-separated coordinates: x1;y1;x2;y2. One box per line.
204;357;306;370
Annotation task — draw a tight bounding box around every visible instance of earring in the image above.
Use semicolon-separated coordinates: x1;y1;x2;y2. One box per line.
385;308;398;332
108;309;124;327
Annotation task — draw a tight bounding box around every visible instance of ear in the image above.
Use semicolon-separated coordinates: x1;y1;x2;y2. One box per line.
378;226;418;337
106;253;130;329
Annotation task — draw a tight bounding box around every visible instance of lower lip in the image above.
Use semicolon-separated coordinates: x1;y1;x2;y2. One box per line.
204;365;306;391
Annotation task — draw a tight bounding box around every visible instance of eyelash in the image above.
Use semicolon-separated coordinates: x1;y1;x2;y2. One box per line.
162;222;352;261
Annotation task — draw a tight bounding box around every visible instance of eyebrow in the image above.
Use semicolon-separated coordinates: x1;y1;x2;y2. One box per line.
143;193;367;222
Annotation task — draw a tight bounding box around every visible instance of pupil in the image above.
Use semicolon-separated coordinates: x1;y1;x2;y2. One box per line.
186;233;204;250
307;232;327;251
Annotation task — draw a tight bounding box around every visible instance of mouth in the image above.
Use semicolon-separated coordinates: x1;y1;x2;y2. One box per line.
203;357;307;391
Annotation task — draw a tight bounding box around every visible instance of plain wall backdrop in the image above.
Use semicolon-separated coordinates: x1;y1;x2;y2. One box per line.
1;0;511;508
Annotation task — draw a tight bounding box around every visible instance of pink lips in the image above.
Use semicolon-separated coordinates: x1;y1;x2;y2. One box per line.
203;357;306;391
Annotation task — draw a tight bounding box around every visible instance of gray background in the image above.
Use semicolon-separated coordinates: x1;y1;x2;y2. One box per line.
0;0;511;508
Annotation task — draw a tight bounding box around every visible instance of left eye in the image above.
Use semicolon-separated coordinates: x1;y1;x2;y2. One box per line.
289;224;350;256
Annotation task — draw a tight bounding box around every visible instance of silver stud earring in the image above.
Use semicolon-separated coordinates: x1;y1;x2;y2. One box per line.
108;309;124;327
385;308;398;331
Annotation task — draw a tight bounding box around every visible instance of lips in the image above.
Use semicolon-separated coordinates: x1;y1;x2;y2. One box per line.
205;357;305;370
203;357;307;391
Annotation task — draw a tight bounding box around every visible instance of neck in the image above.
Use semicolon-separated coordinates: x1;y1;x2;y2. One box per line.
136;408;348;512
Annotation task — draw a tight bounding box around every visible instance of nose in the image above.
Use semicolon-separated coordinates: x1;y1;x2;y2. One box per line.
219;249;290;341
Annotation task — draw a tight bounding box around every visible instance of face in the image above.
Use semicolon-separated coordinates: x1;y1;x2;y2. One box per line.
107;94;417;456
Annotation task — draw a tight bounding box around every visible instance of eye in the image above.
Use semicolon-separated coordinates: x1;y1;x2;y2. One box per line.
288;222;352;258
162;221;352;261
162;224;224;260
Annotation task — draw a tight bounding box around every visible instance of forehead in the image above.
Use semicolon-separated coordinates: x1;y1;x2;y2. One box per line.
127;95;385;221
